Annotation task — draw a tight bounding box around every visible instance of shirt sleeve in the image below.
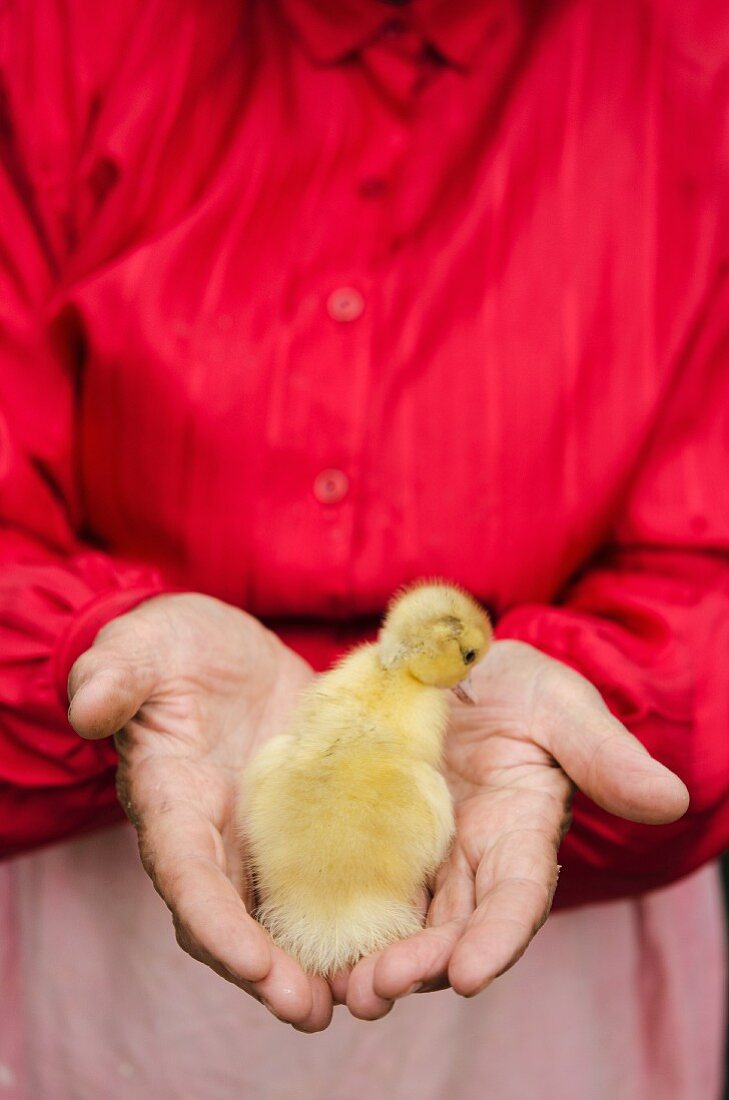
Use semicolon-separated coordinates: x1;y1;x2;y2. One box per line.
496;274;729;906
0;1;171;857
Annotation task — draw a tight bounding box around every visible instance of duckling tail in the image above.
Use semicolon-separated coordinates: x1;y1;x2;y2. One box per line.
257;895;422;976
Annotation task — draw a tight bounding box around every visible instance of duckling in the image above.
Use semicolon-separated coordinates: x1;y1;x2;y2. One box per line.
240;581;491;976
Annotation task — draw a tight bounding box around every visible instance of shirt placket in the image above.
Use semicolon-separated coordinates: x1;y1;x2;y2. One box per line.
255;37;431;619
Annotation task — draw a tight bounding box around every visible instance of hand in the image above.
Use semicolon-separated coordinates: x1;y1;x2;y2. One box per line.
342;640;689;1019
67;593;333;1032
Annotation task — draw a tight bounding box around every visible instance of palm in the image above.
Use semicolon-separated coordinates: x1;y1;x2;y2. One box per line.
69;594;332;1030
434;680;573;983
117;690;260;908
115;644;300;902
343;640;686;1017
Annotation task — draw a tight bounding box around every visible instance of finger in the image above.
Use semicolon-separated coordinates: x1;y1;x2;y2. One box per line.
541;679;689;824
371;921;465;1001
255;945;332;1029
346;951;395;1021
426;846;475;927
120;751;324;1024
343;873;458;1012
448;879;550;997
162;850;322;1024
288;972;335;1033
160;842;274;986
175;919;332;1029
138;791;330;1024
448;826;558;998
68;660;156;740
366;847;474;1002
329;966;352;1005
132;791;271;976
167;844;329;1025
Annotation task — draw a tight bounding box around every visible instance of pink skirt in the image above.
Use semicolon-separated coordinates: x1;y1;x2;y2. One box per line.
0;823;725;1099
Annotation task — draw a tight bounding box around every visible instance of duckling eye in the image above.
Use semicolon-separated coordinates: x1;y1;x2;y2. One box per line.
463;649;476;665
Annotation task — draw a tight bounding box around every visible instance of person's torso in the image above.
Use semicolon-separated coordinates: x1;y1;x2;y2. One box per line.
48;0;724;629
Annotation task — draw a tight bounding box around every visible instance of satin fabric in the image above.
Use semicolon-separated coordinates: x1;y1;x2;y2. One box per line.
1;0;728;884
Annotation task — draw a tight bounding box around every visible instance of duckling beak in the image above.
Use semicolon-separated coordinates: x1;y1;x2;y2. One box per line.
451;672;477;705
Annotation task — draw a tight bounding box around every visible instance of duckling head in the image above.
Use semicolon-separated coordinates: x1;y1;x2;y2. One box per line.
378;582;492;699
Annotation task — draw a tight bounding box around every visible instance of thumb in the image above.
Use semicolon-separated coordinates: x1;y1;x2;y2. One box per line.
544;687;689;825
68;639;158;741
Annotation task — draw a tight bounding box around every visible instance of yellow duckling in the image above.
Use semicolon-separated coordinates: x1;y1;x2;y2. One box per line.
240;581;491;976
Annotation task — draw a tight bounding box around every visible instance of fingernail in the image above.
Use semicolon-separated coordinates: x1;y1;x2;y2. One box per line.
402;982;422;996
464;979;491;999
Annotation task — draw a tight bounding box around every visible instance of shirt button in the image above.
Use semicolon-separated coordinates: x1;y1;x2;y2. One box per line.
359;176;389;199
327;287;365;322
382;18;407;38
313;469;349;504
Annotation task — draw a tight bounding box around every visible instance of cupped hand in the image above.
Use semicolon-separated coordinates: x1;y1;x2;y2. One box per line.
343;639;689;1019
67;593;332;1032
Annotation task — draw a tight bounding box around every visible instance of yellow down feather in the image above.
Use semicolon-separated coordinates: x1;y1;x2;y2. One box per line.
240;581;491;975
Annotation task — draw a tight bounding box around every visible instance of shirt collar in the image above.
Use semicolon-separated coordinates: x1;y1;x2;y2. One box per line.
280;0;512;69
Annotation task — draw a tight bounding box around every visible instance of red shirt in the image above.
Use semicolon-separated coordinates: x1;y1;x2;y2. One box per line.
1;0;727;905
